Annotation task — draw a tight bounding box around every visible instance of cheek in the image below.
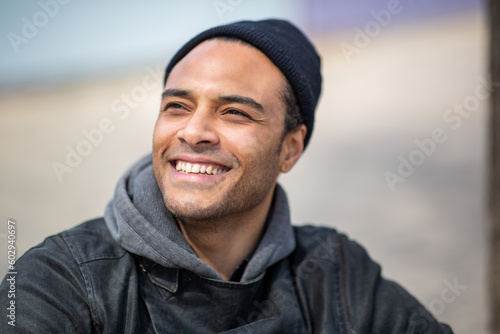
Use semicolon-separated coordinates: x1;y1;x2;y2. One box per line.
220;126;262;158
224;128;282;168
153;118;178;150
248;119;284;154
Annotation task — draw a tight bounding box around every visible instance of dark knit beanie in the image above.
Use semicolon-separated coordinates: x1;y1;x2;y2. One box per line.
163;19;322;149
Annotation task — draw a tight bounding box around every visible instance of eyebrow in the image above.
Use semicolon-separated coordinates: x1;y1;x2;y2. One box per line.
161;89;191;100
218;95;264;113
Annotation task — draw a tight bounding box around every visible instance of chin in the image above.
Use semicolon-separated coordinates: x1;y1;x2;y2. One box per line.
163;196;229;222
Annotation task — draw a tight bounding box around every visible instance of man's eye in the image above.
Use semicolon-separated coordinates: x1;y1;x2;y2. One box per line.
226;109;250;118
164;103;186;112
168;103;183;109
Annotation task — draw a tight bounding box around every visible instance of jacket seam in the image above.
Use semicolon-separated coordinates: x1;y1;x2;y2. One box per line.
289;256;312;333
62;235;102;332
302;256;353;334
335;237;357;334
77;251;128;264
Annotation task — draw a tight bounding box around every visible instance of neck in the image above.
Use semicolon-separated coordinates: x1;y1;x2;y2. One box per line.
177;188;275;281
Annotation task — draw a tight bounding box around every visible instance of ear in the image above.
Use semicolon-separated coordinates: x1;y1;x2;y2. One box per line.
279;124;307;173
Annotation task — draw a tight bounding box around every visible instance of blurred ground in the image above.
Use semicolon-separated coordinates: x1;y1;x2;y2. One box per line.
0;9;488;334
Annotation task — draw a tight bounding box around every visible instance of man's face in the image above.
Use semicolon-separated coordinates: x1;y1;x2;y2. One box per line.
152;39;294;222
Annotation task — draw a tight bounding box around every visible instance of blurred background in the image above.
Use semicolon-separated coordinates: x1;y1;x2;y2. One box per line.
0;0;489;332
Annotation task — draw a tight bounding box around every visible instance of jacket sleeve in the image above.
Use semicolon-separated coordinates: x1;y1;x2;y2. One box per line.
0;235;96;333
337;233;454;334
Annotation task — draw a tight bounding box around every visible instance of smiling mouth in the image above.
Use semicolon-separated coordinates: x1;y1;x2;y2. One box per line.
174;160;230;175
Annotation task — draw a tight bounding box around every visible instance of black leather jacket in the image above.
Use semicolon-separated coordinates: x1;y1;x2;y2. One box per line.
0;218;452;333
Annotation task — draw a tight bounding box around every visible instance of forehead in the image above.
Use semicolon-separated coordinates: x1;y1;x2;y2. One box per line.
165;39;287;100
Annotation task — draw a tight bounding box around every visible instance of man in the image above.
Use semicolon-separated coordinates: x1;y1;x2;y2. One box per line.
0;19;453;333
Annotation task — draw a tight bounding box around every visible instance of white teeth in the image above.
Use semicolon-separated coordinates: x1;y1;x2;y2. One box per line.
175;161;228;175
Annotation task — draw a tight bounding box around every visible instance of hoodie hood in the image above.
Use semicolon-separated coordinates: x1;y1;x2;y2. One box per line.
104;155;296;282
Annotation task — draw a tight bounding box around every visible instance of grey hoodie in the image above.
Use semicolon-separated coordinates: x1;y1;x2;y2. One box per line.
104;154;296;282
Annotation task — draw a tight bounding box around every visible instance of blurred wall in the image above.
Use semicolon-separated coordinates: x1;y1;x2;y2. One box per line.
0;1;489;332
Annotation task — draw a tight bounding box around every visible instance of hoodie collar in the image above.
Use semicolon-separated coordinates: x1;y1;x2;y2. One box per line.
104;154;295;282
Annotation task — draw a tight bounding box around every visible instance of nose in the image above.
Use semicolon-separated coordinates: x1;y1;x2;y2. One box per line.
176;108;220;148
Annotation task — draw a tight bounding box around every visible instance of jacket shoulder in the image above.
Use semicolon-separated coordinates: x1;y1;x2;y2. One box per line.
0;218;121;333
58;217;127;264
292;225;371;266
291;225;453;333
